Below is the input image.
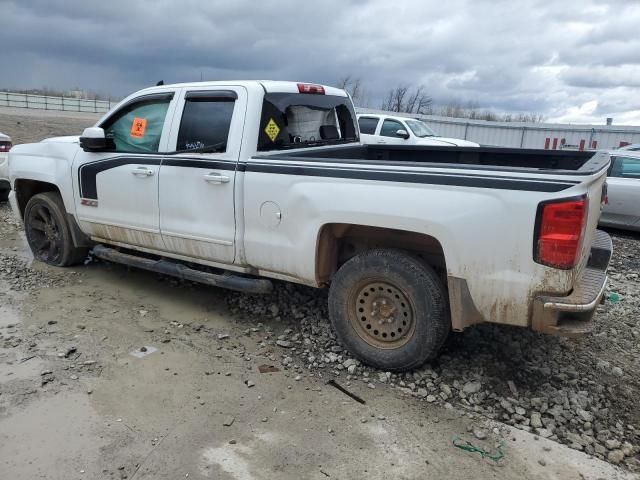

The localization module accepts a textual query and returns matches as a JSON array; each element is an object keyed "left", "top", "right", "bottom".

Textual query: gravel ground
[
  {"left": 1, "top": 107, "right": 639, "bottom": 476},
  {"left": 224, "top": 231, "right": 640, "bottom": 469},
  {"left": 1, "top": 200, "right": 638, "bottom": 478}
]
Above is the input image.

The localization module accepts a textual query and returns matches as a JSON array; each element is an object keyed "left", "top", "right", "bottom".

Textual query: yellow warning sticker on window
[
  {"left": 130, "top": 117, "right": 147, "bottom": 138},
  {"left": 264, "top": 118, "right": 280, "bottom": 142}
]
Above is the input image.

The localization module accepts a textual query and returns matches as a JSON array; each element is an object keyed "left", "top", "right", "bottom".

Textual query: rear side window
[
  {"left": 101, "top": 96, "right": 171, "bottom": 153},
  {"left": 611, "top": 156, "right": 640, "bottom": 179},
  {"left": 358, "top": 117, "right": 379, "bottom": 135},
  {"left": 257, "top": 93, "right": 359, "bottom": 151},
  {"left": 176, "top": 92, "right": 235, "bottom": 152},
  {"left": 380, "top": 119, "right": 404, "bottom": 137}
]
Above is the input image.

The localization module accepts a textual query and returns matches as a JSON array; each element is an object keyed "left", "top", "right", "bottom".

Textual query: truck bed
[{"left": 257, "top": 144, "right": 609, "bottom": 176}]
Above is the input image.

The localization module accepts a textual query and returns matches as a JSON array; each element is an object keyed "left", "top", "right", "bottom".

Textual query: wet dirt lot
[{"left": 0, "top": 108, "right": 638, "bottom": 479}]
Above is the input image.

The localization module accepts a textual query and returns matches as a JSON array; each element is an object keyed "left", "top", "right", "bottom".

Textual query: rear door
[
  {"left": 73, "top": 91, "right": 177, "bottom": 250},
  {"left": 357, "top": 116, "right": 380, "bottom": 145},
  {"left": 158, "top": 86, "right": 246, "bottom": 264},
  {"left": 602, "top": 155, "right": 640, "bottom": 228}
]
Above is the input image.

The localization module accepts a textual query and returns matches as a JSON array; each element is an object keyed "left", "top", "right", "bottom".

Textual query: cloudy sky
[{"left": 2, "top": 0, "right": 640, "bottom": 124}]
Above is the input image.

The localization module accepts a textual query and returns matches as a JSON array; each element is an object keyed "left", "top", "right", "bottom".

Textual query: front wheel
[
  {"left": 328, "top": 249, "right": 450, "bottom": 372},
  {"left": 24, "top": 192, "right": 88, "bottom": 267}
]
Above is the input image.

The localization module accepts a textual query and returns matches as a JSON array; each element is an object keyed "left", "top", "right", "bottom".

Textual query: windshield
[
  {"left": 257, "top": 93, "right": 359, "bottom": 151},
  {"left": 405, "top": 119, "right": 437, "bottom": 138}
]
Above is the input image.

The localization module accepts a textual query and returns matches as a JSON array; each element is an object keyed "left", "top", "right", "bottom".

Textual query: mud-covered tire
[
  {"left": 328, "top": 249, "right": 449, "bottom": 372},
  {"left": 24, "top": 192, "right": 88, "bottom": 267}
]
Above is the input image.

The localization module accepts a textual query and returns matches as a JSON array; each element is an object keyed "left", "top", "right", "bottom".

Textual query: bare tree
[
  {"left": 380, "top": 84, "right": 432, "bottom": 114},
  {"left": 336, "top": 75, "right": 369, "bottom": 107},
  {"left": 405, "top": 86, "right": 433, "bottom": 114},
  {"left": 435, "top": 99, "right": 544, "bottom": 123}
]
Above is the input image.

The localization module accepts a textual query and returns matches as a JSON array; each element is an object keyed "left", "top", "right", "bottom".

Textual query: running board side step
[{"left": 91, "top": 245, "right": 273, "bottom": 294}]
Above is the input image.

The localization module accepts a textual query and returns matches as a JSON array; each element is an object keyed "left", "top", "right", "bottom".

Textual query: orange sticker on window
[{"left": 130, "top": 117, "right": 147, "bottom": 138}]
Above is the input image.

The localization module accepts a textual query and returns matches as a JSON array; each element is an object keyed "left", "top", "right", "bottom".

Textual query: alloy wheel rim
[{"left": 27, "top": 204, "right": 63, "bottom": 263}]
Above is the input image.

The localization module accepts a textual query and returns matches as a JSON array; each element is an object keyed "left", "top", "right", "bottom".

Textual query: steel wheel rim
[
  {"left": 26, "top": 203, "right": 63, "bottom": 263},
  {"left": 348, "top": 279, "right": 416, "bottom": 349}
]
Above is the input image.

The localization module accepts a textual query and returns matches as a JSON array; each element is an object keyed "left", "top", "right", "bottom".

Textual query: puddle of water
[{"left": 0, "top": 393, "right": 113, "bottom": 478}]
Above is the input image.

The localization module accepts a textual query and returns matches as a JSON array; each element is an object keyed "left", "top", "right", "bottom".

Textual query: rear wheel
[
  {"left": 329, "top": 249, "right": 449, "bottom": 371},
  {"left": 0, "top": 188, "right": 8, "bottom": 202},
  {"left": 24, "top": 192, "right": 88, "bottom": 266}
]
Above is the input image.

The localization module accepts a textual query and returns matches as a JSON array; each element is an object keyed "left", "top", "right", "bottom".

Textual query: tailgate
[{"left": 575, "top": 168, "right": 609, "bottom": 279}]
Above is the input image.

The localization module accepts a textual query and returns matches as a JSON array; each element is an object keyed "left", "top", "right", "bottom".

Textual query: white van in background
[{"left": 357, "top": 113, "right": 479, "bottom": 147}]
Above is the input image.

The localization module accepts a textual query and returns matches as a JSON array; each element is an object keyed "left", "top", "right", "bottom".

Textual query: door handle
[
  {"left": 203, "top": 172, "right": 230, "bottom": 184},
  {"left": 131, "top": 166, "right": 155, "bottom": 177}
]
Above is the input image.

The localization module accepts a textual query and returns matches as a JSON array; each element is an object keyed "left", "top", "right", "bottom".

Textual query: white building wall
[{"left": 356, "top": 108, "right": 640, "bottom": 150}]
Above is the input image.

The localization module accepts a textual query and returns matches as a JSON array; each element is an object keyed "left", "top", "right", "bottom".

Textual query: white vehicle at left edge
[{"left": 0, "top": 131, "right": 12, "bottom": 201}]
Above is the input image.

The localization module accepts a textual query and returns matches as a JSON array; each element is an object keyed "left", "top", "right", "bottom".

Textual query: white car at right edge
[
  {"left": 357, "top": 113, "right": 479, "bottom": 147},
  {"left": 599, "top": 150, "right": 640, "bottom": 231}
]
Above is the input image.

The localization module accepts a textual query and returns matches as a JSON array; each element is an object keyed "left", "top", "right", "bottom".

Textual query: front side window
[
  {"left": 101, "top": 96, "right": 171, "bottom": 153},
  {"left": 176, "top": 94, "right": 235, "bottom": 153},
  {"left": 380, "top": 119, "right": 405, "bottom": 137},
  {"left": 406, "top": 119, "right": 437, "bottom": 138},
  {"left": 612, "top": 156, "right": 640, "bottom": 179},
  {"left": 358, "top": 117, "right": 379, "bottom": 135},
  {"left": 257, "top": 93, "right": 359, "bottom": 151}
]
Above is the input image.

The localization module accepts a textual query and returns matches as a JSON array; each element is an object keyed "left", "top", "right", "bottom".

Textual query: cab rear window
[{"left": 257, "top": 93, "right": 359, "bottom": 151}]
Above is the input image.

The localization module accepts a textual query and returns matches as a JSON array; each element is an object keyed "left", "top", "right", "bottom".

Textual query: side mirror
[
  {"left": 396, "top": 129, "right": 410, "bottom": 140},
  {"left": 79, "top": 127, "right": 113, "bottom": 152}
]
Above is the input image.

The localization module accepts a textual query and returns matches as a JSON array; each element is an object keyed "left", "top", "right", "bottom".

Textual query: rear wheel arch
[{"left": 315, "top": 223, "right": 449, "bottom": 285}]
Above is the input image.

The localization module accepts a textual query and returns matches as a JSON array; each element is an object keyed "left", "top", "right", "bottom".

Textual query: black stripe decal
[
  {"left": 244, "top": 162, "right": 580, "bottom": 185},
  {"left": 79, "top": 156, "right": 237, "bottom": 200},
  {"left": 79, "top": 155, "right": 577, "bottom": 201},
  {"left": 162, "top": 159, "right": 236, "bottom": 170},
  {"left": 243, "top": 162, "right": 575, "bottom": 192},
  {"left": 79, "top": 157, "right": 162, "bottom": 200}
]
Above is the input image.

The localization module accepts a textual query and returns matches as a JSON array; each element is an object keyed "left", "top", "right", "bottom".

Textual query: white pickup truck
[
  {"left": 357, "top": 113, "right": 479, "bottom": 148},
  {"left": 8, "top": 80, "right": 612, "bottom": 371}
]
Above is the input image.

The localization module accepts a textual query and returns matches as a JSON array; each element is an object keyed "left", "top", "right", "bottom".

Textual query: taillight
[
  {"left": 0, "top": 142, "right": 11, "bottom": 152},
  {"left": 297, "top": 83, "right": 325, "bottom": 94},
  {"left": 534, "top": 196, "right": 589, "bottom": 269}
]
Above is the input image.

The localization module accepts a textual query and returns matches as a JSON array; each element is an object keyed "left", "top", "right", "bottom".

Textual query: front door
[
  {"left": 377, "top": 118, "right": 408, "bottom": 145},
  {"left": 73, "top": 91, "right": 177, "bottom": 250},
  {"left": 158, "top": 87, "right": 246, "bottom": 264}
]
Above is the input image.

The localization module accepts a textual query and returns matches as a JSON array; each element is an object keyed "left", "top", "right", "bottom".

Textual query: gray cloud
[{"left": 2, "top": 0, "right": 640, "bottom": 124}]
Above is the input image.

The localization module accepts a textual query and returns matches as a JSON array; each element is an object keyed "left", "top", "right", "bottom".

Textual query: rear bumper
[{"left": 531, "top": 230, "right": 611, "bottom": 337}]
